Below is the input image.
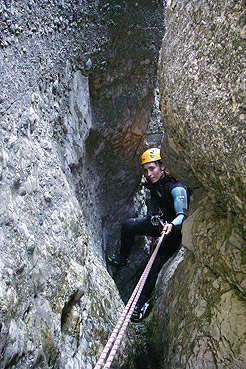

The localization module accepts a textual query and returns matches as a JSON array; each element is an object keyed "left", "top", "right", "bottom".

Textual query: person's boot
[
  {"left": 131, "top": 303, "right": 142, "bottom": 322},
  {"left": 107, "top": 254, "right": 127, "bottom": 268}
]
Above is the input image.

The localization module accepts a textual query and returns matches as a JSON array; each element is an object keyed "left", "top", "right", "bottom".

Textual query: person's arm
[
  {"left": 171, "top": 186, "right": 188, "bottom": 229},
  {"left": 162, "top": 186, "right": 188, "bottom": 235}
]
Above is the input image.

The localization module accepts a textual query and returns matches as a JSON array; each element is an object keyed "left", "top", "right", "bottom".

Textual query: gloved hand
[
  {"left": 161, "top": 222, "right": 173, "bottom": 236},
  {"left": 150, "top": 215, "right": 159, "bottom": 226}
]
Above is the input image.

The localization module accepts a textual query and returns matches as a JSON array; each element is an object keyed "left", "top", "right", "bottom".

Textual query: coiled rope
[{"left": 94, "top": 229, "right": 166, "bottom": 369}]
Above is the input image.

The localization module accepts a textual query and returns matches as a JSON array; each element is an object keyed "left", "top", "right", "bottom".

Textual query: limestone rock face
[
  {"left": 147, "top": 1, "right": 246, "bottom": 368},
  {"left": 158, "top": 0, "right": 245, "bottom": 223},
  {"left": 0, "top": 1, "right": 164, "bottom": 368},
  {"left": 148, "top": 194, "right": 246, "bottom": 368}
]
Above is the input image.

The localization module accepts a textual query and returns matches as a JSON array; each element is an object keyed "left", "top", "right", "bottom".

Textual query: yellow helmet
[{"left": 141, "top": 148, "right": 161, "bottom": 165}]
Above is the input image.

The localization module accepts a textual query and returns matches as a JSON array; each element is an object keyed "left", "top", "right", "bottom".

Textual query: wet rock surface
[
  {"left": 0, "top": 0, "right": 164, "bottom": 368},
  {"left": 146, "top": 1, "right": 246, "bottom": 368}
]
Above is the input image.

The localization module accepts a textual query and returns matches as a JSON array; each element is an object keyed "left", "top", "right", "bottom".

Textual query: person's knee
[{"left": 122, "top": 218, "right": 137, "bottom": 233}]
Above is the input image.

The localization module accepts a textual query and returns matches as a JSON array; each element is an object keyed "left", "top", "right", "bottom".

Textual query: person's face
[{"left": 142, "top": 162, "right": 164, "bottom": 183}]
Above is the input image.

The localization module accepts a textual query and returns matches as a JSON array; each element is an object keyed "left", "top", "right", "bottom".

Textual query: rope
[{"left": 94, "top": 230, "right": 166, "bottom": 369}]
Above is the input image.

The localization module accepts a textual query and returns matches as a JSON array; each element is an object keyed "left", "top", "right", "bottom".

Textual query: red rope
[{"left": 94, "top": 231, "right": 166, "bottom": 369}]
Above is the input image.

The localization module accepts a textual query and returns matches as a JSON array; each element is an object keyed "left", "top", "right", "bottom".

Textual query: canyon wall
[
  {"left": 147, "top": 1, "right": 246, "bottom": 368},
  {"left": 0, "top": 1, "right": 164, "bottom": 368}
]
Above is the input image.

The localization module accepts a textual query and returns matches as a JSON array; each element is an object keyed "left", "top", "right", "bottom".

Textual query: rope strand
[{"left": 94, "top": 231, "right": 166, "bottom": 369}]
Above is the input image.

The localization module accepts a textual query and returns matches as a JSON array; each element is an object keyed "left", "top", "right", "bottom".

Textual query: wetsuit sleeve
[{"left": 170, "top": 186, "right": 188, "bottom": 229}]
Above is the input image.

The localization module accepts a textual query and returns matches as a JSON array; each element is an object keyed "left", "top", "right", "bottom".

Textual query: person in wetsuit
[{"left": 107, "top": 148, "right": 189, "bottom": 322}]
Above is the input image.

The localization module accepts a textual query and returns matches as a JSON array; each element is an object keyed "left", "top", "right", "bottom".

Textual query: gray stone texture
[
  {"left": 0, "top": 0, "right": 164, "bottom": 368},
  {"left": 146, "top": 0, "right": 246, "bottom": 368},
  {"left": 159, "top": 0, "right": 245, "bottom": 222}
]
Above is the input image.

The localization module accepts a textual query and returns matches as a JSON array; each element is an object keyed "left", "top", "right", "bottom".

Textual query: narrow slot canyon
[{"left": 0, "top": 1, "right": 245, "bottom": 369}]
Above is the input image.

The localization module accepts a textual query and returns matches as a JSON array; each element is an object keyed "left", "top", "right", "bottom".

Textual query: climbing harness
[{"left": 94, "top": 224, "right": 167, "bottom": 369}]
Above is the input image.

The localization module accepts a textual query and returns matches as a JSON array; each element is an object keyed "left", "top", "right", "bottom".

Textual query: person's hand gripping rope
[{"left": 159, "top": 218, "right": 173, "bottom": 236}]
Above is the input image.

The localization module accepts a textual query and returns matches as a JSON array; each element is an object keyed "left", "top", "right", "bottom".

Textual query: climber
[{"left": 107, "top": 148, "right": 189, "bottom": 322}]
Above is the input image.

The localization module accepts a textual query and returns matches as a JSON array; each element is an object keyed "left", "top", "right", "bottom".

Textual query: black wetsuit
[{"left": 119, "top": 176, "right": 189, "bottom": 308}]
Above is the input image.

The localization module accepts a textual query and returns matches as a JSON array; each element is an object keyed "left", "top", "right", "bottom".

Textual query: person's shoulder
[
  {"left": 170, "top": 181, "right": 191, "bottom": 202},
  {"left": 158, "top": 177, "right": 176, "bottom": 194},
  {"left": 160, "top": 177, "right": 176, "bottom": 188},
  {"left": 170, "top": 180, "right": 187, "bottom": 191},
  {"left": 172, "top": 180, "right": 184, "bottom": 187}
]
